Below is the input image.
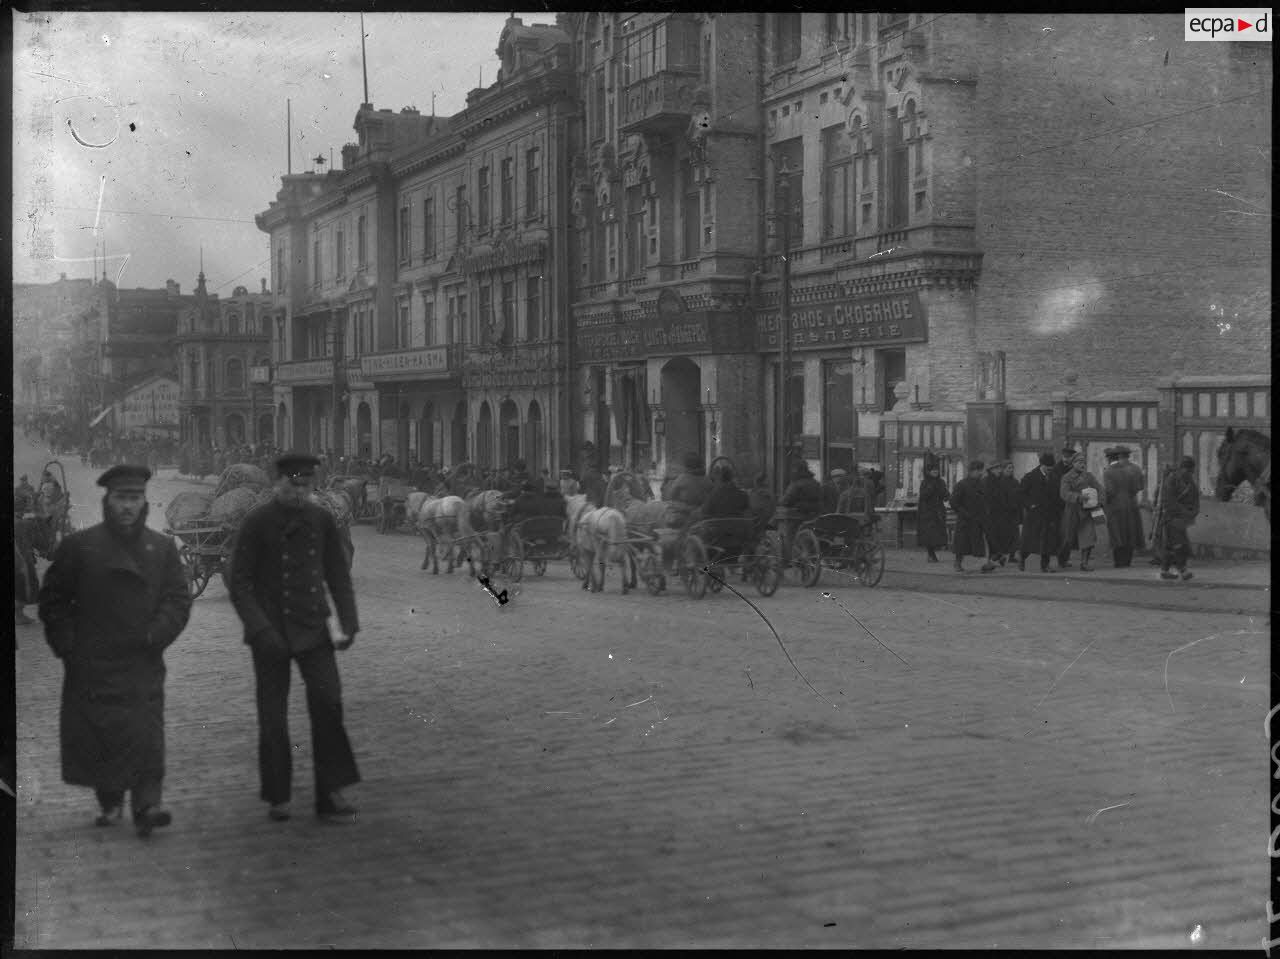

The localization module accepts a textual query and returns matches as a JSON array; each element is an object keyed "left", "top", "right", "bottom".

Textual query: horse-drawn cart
[
  {"left": 164, "top": 523, "right": 235, "bottom": 599},
  {"left": 506, "top": 515, "right": 572, "bottom": 578},
  {"left": 374, "top": 476, "right": 413, "bottom": 534}
]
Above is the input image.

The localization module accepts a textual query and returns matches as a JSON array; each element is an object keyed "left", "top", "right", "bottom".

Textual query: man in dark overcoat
[
  {"left": 37, "top": 464, "right": 192, "bottom": 835},
  {"left": 229, "top": 452, "right": 362, "bottom": 823},
  {"left": 1050, "top": 445, "right": 1077, "bottom": 569},
  {"left": 1102, "top": 445, "right": 1146, "bottom": 568},
  {"left": 950, "top": 460, "right": 997, "bottom": 573},
  {"left": 1017, "top": 452, "right": 1061, "bottom": 572},
  {"left": 1154, "top": 455, "right": 1200, "bottom": 581},
  {"left": 982, "top": 461, "right": 1021, "bottom": 566}
]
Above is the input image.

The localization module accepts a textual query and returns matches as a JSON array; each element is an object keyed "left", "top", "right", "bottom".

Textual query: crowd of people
[{"left": 912, "top": 445, "right": 1199, "bottom": 579}]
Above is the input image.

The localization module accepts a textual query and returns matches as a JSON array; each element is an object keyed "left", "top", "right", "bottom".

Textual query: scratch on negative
[
  {"left": 1033, "top": 637, "right": 1101, "bottom": 710},
  {"left": 1164, "top": 629, "right": 1264, "bottom": 714},
  {"left": 625, "top": 696, "right": 653, "bottom": 709},
  {"left": 601, "top": 717, "right": 616, "bottom": 726},
  {"left": 1086, "top": 801, "right": 1130, "bottom": 825}
]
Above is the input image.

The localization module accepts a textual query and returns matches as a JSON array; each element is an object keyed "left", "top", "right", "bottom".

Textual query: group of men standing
[
  {"left": 915, "top": 445, "right": 1200, "bottom": 578},
  {"left": 30, "top": 452, "right": 364, "bottom": 838}
]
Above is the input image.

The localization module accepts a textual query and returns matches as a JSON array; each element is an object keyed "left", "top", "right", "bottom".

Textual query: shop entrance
[{"left": 660, "top": 357, "right": 703, "bottom": 470}]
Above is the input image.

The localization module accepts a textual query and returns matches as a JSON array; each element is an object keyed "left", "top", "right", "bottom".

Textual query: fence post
[
  {"left": 1050, "top": 391, "right": 1069, "bottom": 450},
  {"left": 1156, "top": 377, "right": 1178, "bottom": 470}
]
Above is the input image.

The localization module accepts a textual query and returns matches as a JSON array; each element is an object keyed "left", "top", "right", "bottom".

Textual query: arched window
[
  {"left": 226, "top": 357, "right": 244, "bottom": 390},
  {"left": 227, "top": 312, "right": 240, "bottom": 335}
]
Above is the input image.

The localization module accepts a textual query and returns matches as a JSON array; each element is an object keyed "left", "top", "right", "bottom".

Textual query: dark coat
[
  {"left": 820, "top": 480, "right": 841, "bottom": 515},
  {"left": 665, "top": 469, "right": 712, "bottom": 510},
  {"left": 1018, "top": 466, "right": 1061, "bottom": 554},
  {"left": 704, "top": 483, "right": 750, "bottom": 518},
  {"left": 915, "top": 475, "right": 950, "bottom": 548},
  {"left": 948, "top": 476, "right": 989, "bottom": 557},
  {"left": 983, "top": 473, "right": 1021, "bottom": 554},
  {"left": 780, "top": 476, "right": 822, "bottom": 520},
  {"left": 580, "top": 468, "right": 607, "bottom": 508},
  {"left": 229, "top": 498, "right": 359, "bottom": 658},
  {"left": 37, "top": 520, "right": 192, "bottom": 790},
  {"left": 1103, "top": 461, "right": 1146, "bottom": 549}
]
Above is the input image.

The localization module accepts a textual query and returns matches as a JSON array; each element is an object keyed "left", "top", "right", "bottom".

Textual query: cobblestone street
[{"left": 12, "top": 434, "right": 1270, "bottom": 948}]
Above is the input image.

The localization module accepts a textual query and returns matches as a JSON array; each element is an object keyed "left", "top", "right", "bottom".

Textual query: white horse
[
  {"left": 457, "top": 488, "right": 512, "bottom": 573},
  {"left": 566, "top": 493, "right": 631, "bottom": 593},
  {"left": 411, "top": 489, "right": 467, "bottom": 574}
]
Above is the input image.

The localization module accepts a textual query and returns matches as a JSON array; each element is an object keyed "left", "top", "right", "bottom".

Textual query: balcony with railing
[{"left": 618, "top": 68, "right": 702, "bottom": 136}]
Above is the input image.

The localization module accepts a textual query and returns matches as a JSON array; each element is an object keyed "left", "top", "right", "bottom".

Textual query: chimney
[
  {"left": 261, "top": 278, "right": 268, "bottom": 295},
  {"left": 166, "top": 279, "right": 180, "bottom": 295},
  {"left": 341, "top": 143, "right": 359, "bottom": 169}
]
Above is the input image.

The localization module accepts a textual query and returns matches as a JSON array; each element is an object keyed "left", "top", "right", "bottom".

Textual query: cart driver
[{"left": 778, "top": 461, "right": 822, "bottom": 566}]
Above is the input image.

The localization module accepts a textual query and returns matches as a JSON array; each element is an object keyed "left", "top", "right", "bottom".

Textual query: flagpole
[
  {"left": 287, "top": 99, "right": 292, "bottom": 174},
  {"left": 361, "top": 13, "right": 370, "bottom": 104}
]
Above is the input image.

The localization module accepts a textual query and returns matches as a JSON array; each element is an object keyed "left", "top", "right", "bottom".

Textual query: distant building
[
  {"left": 115, "top": 371, "right": 181, "bottom": 439},
  {"left": 12, "top": 273, "right": 107, "bottom": 414},
  {"left": 172, "top": 276, "right": 273, "bottom": 448}
]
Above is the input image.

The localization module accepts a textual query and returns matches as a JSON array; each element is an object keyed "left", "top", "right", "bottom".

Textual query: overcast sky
[{"left": 12, "top": 10, "right": 548, "bottom": 294}]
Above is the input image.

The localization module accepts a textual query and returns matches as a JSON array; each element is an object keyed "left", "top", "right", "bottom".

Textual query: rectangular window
[
  {"left": 775, "top": 13, "right": 801, "bottom": 64},
  {"left": 477, "top": 167, "right": 490, "bottom": 231},
  {"left": 887, "top": 109, "right": 909, "bottom": 228},
  {"left": 398, "top": 204, "right": 411, "bottom": 261},
  {"left": 525, "top": 147, "right": 541, "bottom": 218},
  {"left": 312, "top": 238, "right": 321, "bottom": 287},
  {"left": 335, "top": 228, "right": 345, "bottom": 279},
  {"left": 879, "top": 348, "right": 906, "bottom": 411},
  {"left": 397, "top": 301, "right": 410, "bottom": 349},
  {"left": 456, "top": 294, "right": 467, "bottom": 346},
  {"left": 455, "top": 185, "right": 467, "bottom": 244},
  {"left": 625, "top": 185, "right": 645, "bottom": 276},
  {"left": 822, "top": 125, "right": 851, "bottom": 239},
  {"left": 593, "top": 72, "right": 605, "bottom": 139},
  {"left": 825, "top": 13, "right": 846, "bottom": 44},
  {"left": 478, "top": 285, "right": 492, "bottom": 345},
  {"left": 423, "top": 196, "right": 436, "bottom": 258},
  {"left": 357, "top": 215, "right": 367, "bottom": 267},
  {"left": 500, "top": 281, "right": 515, "bottom": 345},
  {"left": 423, "top": 299, "right": 436, "bottom": 346},
  {"left": 276, "top": 245, "right": 285, "bottom": 291},
  {"left": 500, "top": 157, "right": 513, "bottom": 223},
  {"left": 682, "top": 189, "right": 700, "bottom": 259},
  {"left": 525, "top": 276, "right": 541, "bottom": 341}
]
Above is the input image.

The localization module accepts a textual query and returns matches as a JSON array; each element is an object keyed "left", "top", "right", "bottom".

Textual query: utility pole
[{"left": 774, "top": 158, "right": 796, "bottom": 500}]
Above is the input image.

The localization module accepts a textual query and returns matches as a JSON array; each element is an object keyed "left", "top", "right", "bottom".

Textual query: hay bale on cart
[
  {"left": 164, "top": 491, "right": 215, "bottom": 530},
  {"left": 208, "top": 486, "right": 263, "bottom": 526},
  {"left": 212, "top": 463, "right": 271, "bottom": 499}
]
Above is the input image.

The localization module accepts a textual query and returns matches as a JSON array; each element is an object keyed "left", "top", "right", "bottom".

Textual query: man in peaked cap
[
  {"left": 38, "top": 463, "right": 192, "bottom": 837},
  {"left": 229, "top": 451, "right": 362, "bottom": 824}
]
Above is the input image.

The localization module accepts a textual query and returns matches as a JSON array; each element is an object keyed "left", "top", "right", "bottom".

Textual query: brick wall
[
  {"left": 970, "top": 13, "right": 1271, "bottom": 400},
  {"left": 920, "top": 287, "right": 978, "bottom": 411}
]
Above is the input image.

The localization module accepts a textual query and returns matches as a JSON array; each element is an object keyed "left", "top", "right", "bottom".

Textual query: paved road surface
[{"left": 11, "top": 433, "right": 1270, "bottom": 948}]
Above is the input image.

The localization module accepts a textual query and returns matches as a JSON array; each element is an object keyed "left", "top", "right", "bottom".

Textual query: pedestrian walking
[
  {"left": 983, "top": 460, "right": 1021, "bottom": 566},
  {"left": 1017, "top": 452, "right": 1061, "bottom": 572},
  {"left": 1050, "top": 445, "right": 1077, "bottom": 569},
  {"left": 1059, "top": 453, "right": 1104, "bottom": 571},
  {"left": 1102, "top": 445, "right": 1146, "bottom": 568},
  {"left": 950, "top": 460, "right": 997, "bottom": 573},
  {"left": 36, "top": 464, "right": 192, "bottom": 836},
  {"left": 227, "top": 452, "right": 362, "bottom": 823},
  {"left": 1152, "top": 456, "right": 1200, "bottom": 581},
  {"left": 915, "top": 457, "right": 950, "bottom": 563}
]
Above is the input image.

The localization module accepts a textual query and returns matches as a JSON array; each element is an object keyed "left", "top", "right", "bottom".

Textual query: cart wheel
[
  {"left": 681, "top": 537, "right": 708, "bottom": 599},
  {"left": 854, "top": 541, "right": 886, "bottom": 587},
  {"left": 707, "top": 567, "right": 724, "bottom": 593},
  {"left": 755, "top": 552, "right": 782, "bottom": 598},
  {"left": 187, "top": 554, "right": 211, "bottom": 599},
  {"left": 793, "top": 529, "right": 822, "bottom": 588},
  {"left": 501, "top": 535, "right": 524, "bottom": 583},
  {"left": 640, "top": 552, "right": 665, "bottom": 595},
  {"left": 532, "top": 559, "right": 547, "bottom": 577}
]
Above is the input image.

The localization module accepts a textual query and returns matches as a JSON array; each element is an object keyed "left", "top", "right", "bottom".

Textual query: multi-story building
[
  {"left": 751, "top": 12, "right": 1269, "bottom": 497},
  {"left": 257, "top": 15, "right": 575, "bottom": 471},
  {"left": 12, "top": 274, "right": 107, "bottom": 415},
  {"left": 566, "top": 12, "right": 766, "bottom": 483},
  {"left": 172, "top": 274, "right": 274, "bottom": 448}
]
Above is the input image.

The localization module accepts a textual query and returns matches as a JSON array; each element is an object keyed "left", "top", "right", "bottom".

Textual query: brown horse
[{"left": 1215, "top": 426, "right": 1271, "bottom": 524}]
